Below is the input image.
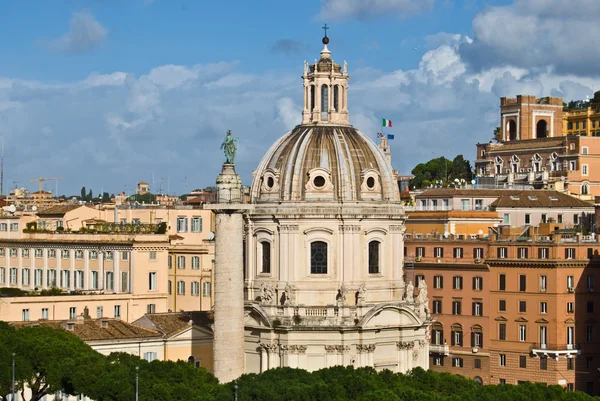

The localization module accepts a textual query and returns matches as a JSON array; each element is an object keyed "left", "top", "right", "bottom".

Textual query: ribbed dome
[{"left": 250, "top": 125, "right": 399, "bottom": 203}]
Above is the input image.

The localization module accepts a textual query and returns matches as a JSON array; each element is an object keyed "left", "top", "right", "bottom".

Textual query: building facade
[
  {"left": 207, "top": 32, "right": 431, "bottom": 384},
  {"left": 475, "top": 95, "right": 600, "bottom": 198}
]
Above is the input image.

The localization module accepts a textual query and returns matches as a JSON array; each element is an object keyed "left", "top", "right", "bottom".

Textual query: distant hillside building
[{"left": 137, "top": 181, "right": 149, "bottom": 195}]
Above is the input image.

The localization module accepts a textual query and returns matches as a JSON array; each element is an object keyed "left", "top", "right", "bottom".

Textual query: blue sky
[{"left": 0, "top": 0, "right": 599, "bottom": 196}]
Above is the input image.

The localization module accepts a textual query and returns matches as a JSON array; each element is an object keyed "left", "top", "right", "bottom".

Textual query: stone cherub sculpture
[
  {"left": 220, "top": 130, "right": 237, "bottom": 164},
  {"left": 405, "top": 280, "right": 415, "bottom": 302},
  {"left": 337, "top": 284, "right": 348, "bottom": 305},
  {"left": 356, "top": 283, "right": 367, "bottom": 306},
  {"left": 260, "top": 282, "right": 275, "bottom": 304},
  {"left": 283, "top": 282, "right": 296, "bottom": 306},
  {"left": 417, "top": 279, "right": 428, "bottom": 304}
]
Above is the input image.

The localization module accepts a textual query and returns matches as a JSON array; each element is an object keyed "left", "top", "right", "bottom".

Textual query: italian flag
[{"left": 382, "top": 119, "right": 392, "bottom": 127}]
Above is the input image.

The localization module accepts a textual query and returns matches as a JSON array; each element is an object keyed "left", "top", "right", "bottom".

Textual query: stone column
[
  {"left": 42, "top": 248, "right": 48, "bottom": 290},
  {"left": 84, "top": 250, "right": 89, "bottom": 290},
  {"left": 213, "top": 211, "right": 245, "bottom": 382},
  {"left": 98, "top": 251, "right": 104, "bottom": 290},
  {"left": 207, "top": 162, "right": 248, "bottom": 384},
  {"left": 69, "top": 250, "right": 75, "bottom": 291},
  {"left": 113, "top": 251, "right": 120, "bottom": 294}
]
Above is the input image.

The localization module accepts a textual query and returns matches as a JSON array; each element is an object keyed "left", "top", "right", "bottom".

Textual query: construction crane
[{"left": 30, "top": 177, "right": 63, "bottom": 207}]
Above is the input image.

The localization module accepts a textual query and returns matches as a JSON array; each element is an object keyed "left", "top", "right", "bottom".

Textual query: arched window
[
  {"left": 582, "top": 183, "right": 589, "bottom": 195},
  {"left": 321, "top": 85, "right": 329, "bottom": 120},
  {"left": 188, "top": 355, "right": 195, "bottom": 364},
  {"left": 310, "top": 241, "right": 327, "bottom": 274},
  {"left": 471, "top": 324, "right": 483, "bottom": 348},
  {"left": 537, "top": 120, "right": 548, "bottom": 138},
  {"left": 368, "top": 241, "right": 380, "bottom": 274},
  {"left": 431, "top": 322, "right": 444, "bottom": 345},
  {"left": 310, "top": 86, "right": 315, "bottom": 111},
  {"left": 508, "top": 120, "right": 517, "bottom": 141},
  {"left": 333, "top": 85, "right": 339, "bottom": 112},
  {"left": 451, "top": 324, "right": 463, "bottom": 346},
  {"left": 261, "top": 242, "right": 271, "bottom": 274}
]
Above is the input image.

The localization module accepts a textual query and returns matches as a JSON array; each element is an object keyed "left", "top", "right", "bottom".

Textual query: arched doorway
[
  {"left": 508, "top": 120, "right": 517, "bottom": 140},
  {"left": 536, "top": 120, "right": 548, "bottom": 138}
]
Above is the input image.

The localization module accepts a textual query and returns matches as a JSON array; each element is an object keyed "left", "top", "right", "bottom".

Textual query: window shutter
[
  {"left": 451, "top": 332, "right": 455, "bottom": 346},
  {"left": 473, "top": 277, "right": 476, "bottom": 289},
  {"left": 472, "top": 303, "right": 475, "bottom": 316},
  {"left": 440, "top": 276, "right": 443, "bottom": 289}
]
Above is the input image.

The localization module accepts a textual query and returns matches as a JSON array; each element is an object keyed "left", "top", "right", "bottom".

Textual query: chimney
[{"left": 83, "top": 306, "right": 90, "bottom": 320}]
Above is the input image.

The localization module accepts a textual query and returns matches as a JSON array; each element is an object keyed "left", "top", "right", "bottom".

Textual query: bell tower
[{"left": 301, "top": 25, "right": 350, "bottom": 126}]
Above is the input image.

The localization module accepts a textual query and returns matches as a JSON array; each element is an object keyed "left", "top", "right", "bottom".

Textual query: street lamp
[
  {"left": 12, "top": 353, "right": 15, "bottom": 401},
  {"left": 234, "top": 382, "right": 238, "bottom": 401},
  {"left": 135, "top": 366, "right": 139, "bottom": 401}
]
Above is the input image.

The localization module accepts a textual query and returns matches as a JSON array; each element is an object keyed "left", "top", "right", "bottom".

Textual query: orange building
[
  {"left": 405, "top": 236, "right": 489, "bottom": 385},
  {"left": 406, "top": 227, "right": 600, "bottom": 395}
]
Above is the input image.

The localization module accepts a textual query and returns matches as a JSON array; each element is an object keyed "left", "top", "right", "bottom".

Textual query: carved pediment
[{"left": 495, "top": 316, "right": 508, "bottom": 322}]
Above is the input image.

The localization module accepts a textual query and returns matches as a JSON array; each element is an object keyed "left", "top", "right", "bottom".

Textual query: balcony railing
[
  {"left": 531, "top": 343, "right": 580, "bottom": 357},
  {"left": 405, "top": 206, "right": 492, "bottom": 212},
  {"left": 214, "top": 189, "right": 243, "bottom": 204},
  {"left": 429, "top": 343, "right": 450, "bottom": 356}
]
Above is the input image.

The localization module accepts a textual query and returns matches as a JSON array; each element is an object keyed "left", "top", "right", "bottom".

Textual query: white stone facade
[{"left": 210, "top": 34, "right": 430, "bottom": 383}]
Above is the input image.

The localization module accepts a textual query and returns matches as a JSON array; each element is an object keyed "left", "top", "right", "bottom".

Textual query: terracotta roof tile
[
  {"left": 489, "top": 191, "right": 593, "bottom": 208},
  {"left": 37, "top": 205, "right": 86, "bottom": 216},
  {"left": 137, "top": 311, "right": 213, "bottom": 337},
  {"left": 418, "top": 188, "right": 524, "bottom": 197},
  {"left": 13, "top": 318, "right": 162, "bottom": 341}
]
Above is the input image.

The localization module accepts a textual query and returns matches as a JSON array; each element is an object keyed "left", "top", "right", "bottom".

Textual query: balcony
[
  {"left": 531, "top": 343, "right": 580, "bottom": 359},
  {"left": 429, "top": 343, "right": 450, "bottom": 356}
]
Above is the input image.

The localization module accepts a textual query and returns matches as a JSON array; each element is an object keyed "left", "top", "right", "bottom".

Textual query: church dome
[{"left": 250, "top": 125, "right": 399, "bottom": 203}]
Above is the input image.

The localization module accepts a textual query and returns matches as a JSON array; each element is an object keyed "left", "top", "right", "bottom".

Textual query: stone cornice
[
  {"left": 486, "top": 259, "right": 591, "bottom": 268},
  {"left": 413, "top": 262, "right": 489, "bottom": 271}
]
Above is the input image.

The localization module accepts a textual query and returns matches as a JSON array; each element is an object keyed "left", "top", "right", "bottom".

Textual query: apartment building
[
  {"left": 404, "top": 236, "right": 489, "bottom": 385},
  {"left": 0, "top": 228, "right": 171, "bottom": 322},
  {"left": 487, "top": 229, "right": 600, "bottom": 394},
  {"left": 0, "top": 203, "right": 216, "bottom": 316}
]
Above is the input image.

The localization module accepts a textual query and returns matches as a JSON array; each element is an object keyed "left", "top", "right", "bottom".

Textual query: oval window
[
  {"left": 366, "top": 176, "right": 375, "bottom": 189},
  {"left": 314, "top": 176, "right": 326, "bottom": 188},
  {"left": 266, "top": 176, "right": 274, "bottom": 188}
]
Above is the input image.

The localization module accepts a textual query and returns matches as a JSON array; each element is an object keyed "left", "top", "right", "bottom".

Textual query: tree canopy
[
  {"left": 1, "top": 323, "right": 597, "bottom": 401},
  {"left": 410, "top": 155, "right": 473, "bottom": 189}
]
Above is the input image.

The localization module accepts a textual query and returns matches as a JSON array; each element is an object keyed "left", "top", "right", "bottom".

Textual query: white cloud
[
  {"left": 2, "top": 21, "right": 599, "bottom": 195},
  {"left": 459, "top": 0, "right": 600, "bottom": 76},
  {"left": 317, "top": 0, "right": 436, "bottom": 20},
  {"left": 46, "top": 11, "right": 107, "bottom": 55}
]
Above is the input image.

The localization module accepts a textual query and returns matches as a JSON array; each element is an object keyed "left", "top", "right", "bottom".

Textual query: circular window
[
  {"left": 313, "top": 176, "right": 326, "bottom": 188},
  {"left": 366, "top": 176, "right": 375, "bottom": 189},
  {"left": 266, "top": 176, "right": 274, "bottom": 189}
]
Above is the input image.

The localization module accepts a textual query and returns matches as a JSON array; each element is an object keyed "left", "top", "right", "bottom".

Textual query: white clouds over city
[{"left": 2, "top": 0, "right": 600, "bottom": 193}]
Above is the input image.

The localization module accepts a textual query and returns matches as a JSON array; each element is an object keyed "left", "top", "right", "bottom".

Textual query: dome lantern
[{"left": 301, "top": 26, "right": 350, "bottom": 126}]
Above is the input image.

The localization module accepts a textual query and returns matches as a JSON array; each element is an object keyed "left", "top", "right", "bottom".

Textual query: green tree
[
  {"left": 87, "top": 189, "right": 93, "bottom": 202},
  {"left": 102, "top": 192, "right": 111, "bottom": 203},
  {"left": 0, "top": 322, "right": 17, "bottom": 401},
  {"left": 80, "top": 186, "right": 86, "bottom": 201},
  {"left": 128, "top": 193, "right": 157, "bottom": 204},
  {"left": 493, "top": 126, "right": 502, "bottom": 142},
  {"left": 6, "top": 326, "right": 103, "bottom": 401}
]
